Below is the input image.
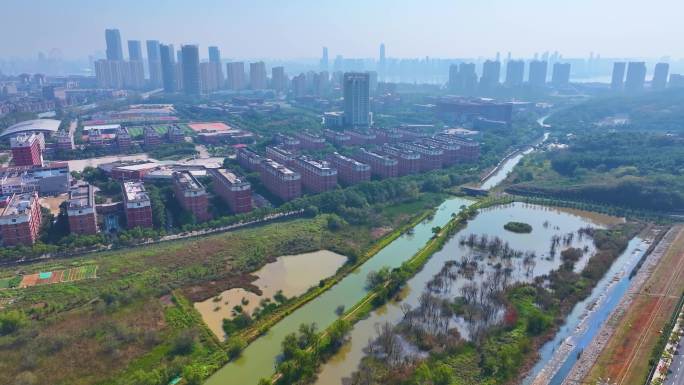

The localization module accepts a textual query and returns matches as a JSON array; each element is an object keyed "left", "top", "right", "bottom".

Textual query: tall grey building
[
  {"left": 343, "top": 72, "right": 371, "bottom": 128},
  {"left": 320, "top": 47, "right": 329, "bottom": 71},
  {"left": 611, "top": 62, "right": 626, "bottom": 90},
  {"left": 505, "top": 60, "right": 525, "bottom": 86},
  {"left": 448, "top": 64, "right": 460, "bottom": 91},
  {"left": 551, "top": 63, "right": 571, "bottom": 86},
  {"left": 271, "top": 66, "right": 286, "bottom": 91},
  {"left": 105, "top": 29, "right": 124, "bottom": 61},
  {"left": 250, "top": 62, "right": 267, "bottom": 89},
  {"left": 127, "top": 40, "right": 143, "bottom": 61},
  {"left": 146, "top": 40, "right": 162, "bottom": 87},
  {"left": 159, "top": 44, "right": 176, "bottom": 93},
  {"left": 226, "top": 62, "right": 246, "bottom": 90},
  {"left": 181, "top": 45, "right": 201, "bottom": 95},
  {"left": 625, "top": 62, "right": 646, "bottom": 92},
  {"left": 208, "top": 46, "right": 224, "bottom": 88},
  {"left": 459, "top": 63, "right": 477, "bottom": 94},
  {"left": 528, "top": 60, "right": 548, "bottom": 86},
  {"left": 480, "top": 60, "right": 501, "bottom": 89},
  {"left": 652, "top": 62, "right": 669, "bottom": 89}
]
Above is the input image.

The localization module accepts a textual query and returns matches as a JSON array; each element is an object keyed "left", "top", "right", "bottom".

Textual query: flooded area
[
  {"left": 205, "top": 197, "right": 472, "bottom": 385},
  {"left": 195, "top": 250, "right": 347, "bottom": 339},
  {"left": 314, "top": 202, "right": 621, "bottom": 385}
]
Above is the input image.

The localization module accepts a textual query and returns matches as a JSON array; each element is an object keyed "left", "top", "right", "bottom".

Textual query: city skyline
[{"left": 1, "top": 0, "right": 683, "bottom": 61}]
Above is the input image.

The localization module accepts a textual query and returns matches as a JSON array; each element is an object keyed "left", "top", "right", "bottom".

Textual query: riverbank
[{"left": 572, "top": 225, "right": 684, "bottom": 385}]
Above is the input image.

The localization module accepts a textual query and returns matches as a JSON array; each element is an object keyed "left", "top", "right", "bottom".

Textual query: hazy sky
[{"left": 1, "top": 0, "right": 682, "bottom": 60}]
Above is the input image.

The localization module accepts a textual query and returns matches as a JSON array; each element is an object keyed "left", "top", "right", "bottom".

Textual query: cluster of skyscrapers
[
  {"left": 610, "top": 61, "right": 672, "bottom": 91},
  {"left": 448, "top": 59, "right": 571, "bottom": 94}
]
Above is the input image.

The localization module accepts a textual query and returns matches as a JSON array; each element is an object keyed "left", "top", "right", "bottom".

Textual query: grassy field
[
  {"left": 126, "top": 125, "right": 179, "bottom": 137},
  {"left": 584, "top": 226, "right": 684, "bottom": 385},
  {"left": 0, "top": 194, "right": 443, "bottom": 385}
]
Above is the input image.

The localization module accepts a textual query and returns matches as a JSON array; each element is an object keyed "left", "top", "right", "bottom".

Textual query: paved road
[{"left": 666, "top": 336, "right": 684, "bottom": 385}]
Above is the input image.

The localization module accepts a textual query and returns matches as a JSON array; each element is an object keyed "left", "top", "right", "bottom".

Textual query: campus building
[
  {"left": 327, "top": 152, "right": 371, "bottom": 186},
  {"left": 259, "top": 159, "right": 301, "bottom": 201},
  {"left": 345, "top": 129, "right": 377, "bottom": 146},
  {"left": 172, "top": 171, "right": 211, "bottom": 222},
  {"left": 294, "top": 131, "right": 326, "bottom": 150},
  {"left": 291, "top": 156, "right": 337, "bottom": 193},
  {"left": 354, "top": 148, "right": 398, "bottom": 179},
  {"left": 381, "top": 144, "right": 421, "bottom": 176},
  {"left": 66, "top": 183, "right": 98, "bottom": 235},
  {"left": 265, "top": 146, "right": 297, "bottom": 167},
  {"left": 10, "top": 133, "right": 43, "bottom": 167},
  {"left": 0, "top": 192, "right": 41, "bottom": 246},
  {"left": 210, "top": 168, "right": 252, "bottom": 214},
  {"left": 123, "top": 181, "right": 153, "bottom": 229},
  {"left": 143, "top": 126, "right": 162, "bottom": 147},
  {"left": 433, "top": 134, "right": 481, "bottom": 161},
  {"left": 323, "top": 129, "right": 351, "bottom": 146},
  {"left": 397, "top": 142, "right": 444, "bottom": 171},
  {"left": 236, "top": 148, "right": 263, "bottom": 172}
]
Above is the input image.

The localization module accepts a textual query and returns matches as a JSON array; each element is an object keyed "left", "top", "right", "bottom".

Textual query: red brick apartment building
[
  {"left": 66, "top": 183, "right": 98, "bottom": 235},
  {"left": 265, "top": 146, "right": 297, "bottom": 167},
  {"left": 116, "top": 127, "right": 132, "bottom": 151},
  {"left": 123, "top": 181, "right": 153, "bottom": 229},
  {"left": 398, "top": 142, "right": 444, "bottom": 171},
  {"left": 344, "top": 130, "right": 377, "bottom": 146},
  {"left": 422, "top": 138, "right": 461, "bottom": 166},
  {"left": 10, "top": 133, "right": 42, "bottom": 167},
  {"left": 210, "top": 168, "right": 252, "bottom": 214},
  {"left": 291, "top": 156, "right": 337, "bottom": 193},
  {"left": 274, "top": 133, "right": 301, "bottom": 150},
  {"left": 433, "top": 134, "right": 481, "bottom": 162},
  {"left": 354, "top": 148, "right": 398, "bottom": 179},
  {"left": 371, "top": 128, "right": 403, "bottom": 144},
  {"left": 260, "top": 159, "right": 301, "bottom": 201},
  {"left": 167, "top": 125, "right": 186, "bottom": 143},
  {"left": 323, "top": 129, "right": 351, "bottom": 146},
  {"left": 327, "top": 152, "right": 371, "bottom": 185},
  {"left": 237, "top": 148, "right": 263, "bottom": 172},
  {"left": 0, "top": 192, "right": 41, "bottom": 246},
  {"left": 294, "top": 131, "right": 326, "bottom": 150},
  {"left": 143, "top": 126, "right": 162, "bottom": 147},
  {"left": 381, "top": 144, "right": 421, "bottom": 176},
  {"left": 172, "top": 171, "right": 211, "bottom": 222}
]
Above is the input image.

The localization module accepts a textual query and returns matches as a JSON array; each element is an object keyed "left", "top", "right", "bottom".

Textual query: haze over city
[{"left": 1, "top": 0, "right": 683, "bottom": 60}]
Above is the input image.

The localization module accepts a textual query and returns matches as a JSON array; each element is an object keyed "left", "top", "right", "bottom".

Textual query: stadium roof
[{"left": 1, "top": 119, "right": 61, "bottom": 138}]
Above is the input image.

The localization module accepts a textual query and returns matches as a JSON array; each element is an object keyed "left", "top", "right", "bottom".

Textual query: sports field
[
  {"left": 17, "top": 265, "right": 98, "bottom": 289},
  {"left": 126, "top": 124, "right": 171, "bottom": 137},
  {"left": 584, "top": 226, "right": 684, "bottom": 385},
  {"left": 186, "top": 121, "right": 234, "bottom": 133}
]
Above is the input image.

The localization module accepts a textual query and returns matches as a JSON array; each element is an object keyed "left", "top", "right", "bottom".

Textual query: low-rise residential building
[
  {"left": 433, "top": 133, "right": 481, "bottom": 161},
  {"left": 327, "top": 152, "right": 371, "bottom": 185},
  {"left": 259, "top": 159, "right": 301, "bottom": 201},
  {"left": 294, "top": 131, "right": 326, "bottom": 150},
  {"left": 381, "top": 144, "right": 421, "bottom": 176},
  {"left": 116, "top": 127, "right": 132, "bottom": 151},
  {"left": 123, "top": 181, "right": 153, "bottom": 229},
  {"left": 323, "top": 129, "right": 351, "bottom": 146},
  {"left": 236, "top": 148, "right": 263, "bottom": 172},
  {"left": 143, "top": 126, "right": 162, "bottom": 147},
  {"left": 354, "top": 148, "right": 398, "bottom": 179},
  {"left": 172, "top": 171, "right": 211, "bottom": 222},
  {"left": 167, "top": 125, "right": 186, "bottom": 143},
  {"left": 274, "top": 133, "right": 301, "bottom": 150},
  {"left": 66, "top": 183, "right": 98, "bottom": 235},
  {"left": 0, "top": 192, "right": 41, "bottom": 246},
  {"left": 345, "top": 130, "right": 377, "bottom": 146},
  {"left": 265, "top": 146, "right": 297, "bottom": 167},
  {"left": 398, "top": 142, "right": 444, "bottom": 171},
  {"left": 55, "top": 130, "right": 75, "bottom": 151},
  {"left": 291, "top": 156, "right": 337, "bottom": 193},
  {"left": 210, "top": 168, "right": 252, "bottom": 214}
]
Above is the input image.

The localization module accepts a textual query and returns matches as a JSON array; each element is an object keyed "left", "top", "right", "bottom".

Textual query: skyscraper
[
  {"left": 551, "top": 63, "right": 571, "bottom": 86},
  {"left": 652, "top": 62, "right": 669, "bottom": 89},
  {"left": 105, "top": 29, "right": 124, "bottom": 61},
  {"left": 181, "top": 45, "right": 201, "bottom": 95},
  {"left": 379, "top": 43, "right": 386, "bottom": 80},
  {"left": 320, "top": 47, "right": 329, "bottom": 71},
  {"left": 459, "top": 63, "right": 477, "bottom": 94},
  {"left": 271, "top": 66, "right": 286, "bottom": 91},
  {"left": 250, "top": 62, "right": 267, "bottom": 89},
  {"left": 343, "top": 72, "right": 371, "bottom": 128},
  {"left": 448, "top": 64, "right": 460, "bottom": 92},
  {"left": 480, "top": 60, "right": 501, "bottom": 89},
  {"left": 624, "top": 62, "right": 646, "bottom": 92},
  {"left": 127, "top": 40, "right": 143, "bottom": 61},
  {"left": 226, "top": 62, "right": 246, "bottom": 90},
  {"left": 146, "top": 40, "right": 162, "bottom": 87},
  {"left": 611, "top": 62, "right": 626, "bottom": 90},
  {"left": 200, "top": 62, "right": 220, "bottom": 93},
  {"left": 159, "top": 44, "right": 176, "bottom": 93},
  {"left": 528, "top": 60, "right": 548, "bottom": 86},
  {"left": 208, "top": 46, "right": 224, "bottom": 88},
  {"left": 505, "top": 60, "right": 525, "bottom": 86}
]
